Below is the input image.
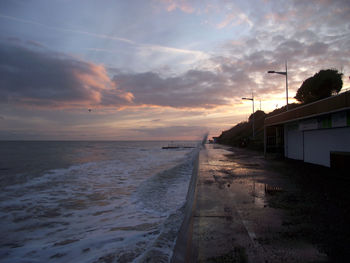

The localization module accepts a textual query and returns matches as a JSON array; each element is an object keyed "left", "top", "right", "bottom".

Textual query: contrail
[
  {"left": 0, "top": 13, "right": 207, "bottom": 58},
  {"left": 0, "top": 13, "right": 135, "bottom": 44}
]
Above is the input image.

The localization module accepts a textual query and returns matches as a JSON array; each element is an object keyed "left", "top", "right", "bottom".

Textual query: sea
[{"left": 0, "top": 141, "right": 200, "bottom": 263}]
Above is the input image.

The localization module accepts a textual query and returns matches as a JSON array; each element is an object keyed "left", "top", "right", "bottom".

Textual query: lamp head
[{"left": 267, "top": 71, "right": 275, "bottom": 73}]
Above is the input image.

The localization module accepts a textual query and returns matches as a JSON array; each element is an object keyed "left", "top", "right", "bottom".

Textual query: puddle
[
  {"left": 264, "top": 185, "right": 283, "bottom": 195},
  {"left": 230, "top": 180, "right": 284, "bottom": 209},
  {"left": 204, "top": 144, "right": 286, "bottom": 209},
  {"left": 250, "top": 183, "right": 285, "bottom": 207},
  {"left": 249, "top": 182, "right": 266, "bottom": 208},
  {"left": 197, "top": 144, "right": 328, "bottom": 262},
  {"left": 242, "top": 163, "right": 260, "bottom": 168}
]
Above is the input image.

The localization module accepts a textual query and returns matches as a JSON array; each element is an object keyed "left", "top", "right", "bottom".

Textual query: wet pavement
[{"left": 187, "top": 144, "right": 327, "bottom": 263}]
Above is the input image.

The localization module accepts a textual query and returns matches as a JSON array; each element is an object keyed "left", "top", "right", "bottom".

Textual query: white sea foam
[{"left": 0, "top": 142, "right": 198, "bottom": 263}]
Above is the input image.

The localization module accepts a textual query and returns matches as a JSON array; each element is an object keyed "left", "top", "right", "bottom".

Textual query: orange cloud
[{"left": 0, "top": 42, "right": 133, "bottom": 109}]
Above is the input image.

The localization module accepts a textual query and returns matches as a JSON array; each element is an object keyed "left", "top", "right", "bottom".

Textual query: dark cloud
[
  {"left": 1, "top": 32, "right": 346, "bottom": 112},
  {"left": 113, "top": 70, "right": 235, "bottom": 108},
  {"left": 292, "top": 30, "right": 318, "bottom": 44},
  {"left": 111, "top": 26, "right": 347, "bottom": 109},
  {"left": 220, "top": 26, "right": 346, "bottom": 85},
  {"left": 271, "top": 35, "right": 287, "bottom": 45},
  {"left": 247, "top": 0, "right": 350, "bottom": 57},
  {"left": 6, "top": 36, "right": 22, "bottom": 43},
  {"left": 26, "top": 40, "right": 46, "bottom": 48},
  {"left": 275, "top": 40, "right": 304, "bottom": 59},
  {"left": 0, "top": 41, "right": 132, "bottom": 108},
  {"left": 1, "top": 40, "right": 255, "bottom": 110},
  {"left": 0, "top": 41, "right": 254, "bottom": 110},
  {"left": 306, "top": 42, "right": 328, "bottom": 56}
]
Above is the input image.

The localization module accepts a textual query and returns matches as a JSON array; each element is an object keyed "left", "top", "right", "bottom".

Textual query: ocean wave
[
  {"left": 0, "top": 142, "right": 199, "bottom": 263},
  {"left": 134, "top": 154, "right": 194, "bottom": 214},
  {"left": 133, "top": 148, "right": 199, "bottom": 262}
]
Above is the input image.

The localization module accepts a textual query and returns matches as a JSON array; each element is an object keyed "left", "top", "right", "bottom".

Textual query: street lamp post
[
  {"left": 268, "top": 61, "right": 288, "bottom": 110},
  {"left": 242, "top": 93, "right": 255, "bottom": 139}
]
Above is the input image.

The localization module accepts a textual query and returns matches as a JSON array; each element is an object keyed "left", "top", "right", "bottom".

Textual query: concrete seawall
[{"left": 171, "top": 147, "right": 200, "bottom": 262}]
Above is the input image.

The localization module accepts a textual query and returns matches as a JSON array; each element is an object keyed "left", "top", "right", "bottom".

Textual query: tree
[
  {"left": 295, "top": 69, "right": 343, "bottom": 104},
  {"left": 248, "top": 110, "right": 266, "bottom": 122}
]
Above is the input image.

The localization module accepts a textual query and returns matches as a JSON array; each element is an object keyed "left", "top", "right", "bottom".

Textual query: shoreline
[{"left": 171, "top": 147, "right": 200, "bottom": 262}]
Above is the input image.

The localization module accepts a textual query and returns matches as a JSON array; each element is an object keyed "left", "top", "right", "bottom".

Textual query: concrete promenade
[{"left": 184, "top": 144, "right": 327, "bottom": 263}]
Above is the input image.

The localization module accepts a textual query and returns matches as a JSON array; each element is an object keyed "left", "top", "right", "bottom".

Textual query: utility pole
[
  {"left": 268, "top": 60, "right": 289, "bottom": 110},
  {"left": 285, "top": 61, "right": 288, "bottom": 110},
  {"left": 252, "top": 93, "right": 255, "bottom": 139},
  {"left": 242, "top": 93, "right": 255, "bottom": 139},
  {"left": 259, "top": 99, "right": 262, "bottom": 111}
]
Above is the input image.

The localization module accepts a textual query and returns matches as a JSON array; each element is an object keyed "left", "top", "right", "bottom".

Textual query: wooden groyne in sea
[{"left": 162, "top": 143, "right": 196, "bottom": 149}]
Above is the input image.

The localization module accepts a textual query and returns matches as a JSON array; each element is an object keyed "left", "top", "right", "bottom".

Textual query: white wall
[
  {"left": 285, "top": 124, "right": 304, "bottom": 160},
  {"left": 304, "top": 127, "right": 350, "bottom": 167}
]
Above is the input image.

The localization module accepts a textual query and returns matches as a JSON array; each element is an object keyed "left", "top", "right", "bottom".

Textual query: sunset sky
[{"left": 1, "top": 0, "right": 349, "bottom": 140}]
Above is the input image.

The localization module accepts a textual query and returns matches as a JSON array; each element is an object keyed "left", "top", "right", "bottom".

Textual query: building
[{"left": 264, "top": 91, "right": 350, "bottom": 168}]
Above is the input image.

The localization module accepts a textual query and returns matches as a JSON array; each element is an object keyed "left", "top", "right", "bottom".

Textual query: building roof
[{"left": 265, "top": 91, "right": 350, "bottom": 126}]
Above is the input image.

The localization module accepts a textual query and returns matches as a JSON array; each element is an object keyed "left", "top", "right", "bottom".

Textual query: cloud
[
  {"left": 0, "top": 12, "right": 208, "bottom": 72},
  {"left": 0, "top": 41, "right": 133, "bottom": 108},
  {"left": 138, "top": 44, "right": 207, "bottom": 59},
  {"left": 157, "top": 0, "right": 195, "bottom": 13},
  {"left": 214, "top": 31, "right": 349, "bottom": 98},
  {"left": 0, "top": 41, "right": 240, "bottom": 110},
  {"left": 26, "top": 40, "right": 46, "bottom": 48},
  {"left": 306, "top": 42, "right": 329, "bottom": 56},
  {"left": 2, "top": 0, "right": 350, "bottom": 112},
  {"left": 113, "top": 69, "right": 249, "bottom": 109},
  {"left": 1, "top": 32, "right": 348, "bottom": 113},
  {"left": 0, "top": 41, "right": 251, "bottom": 110},
  {"left": 217, "top": 11, "right": 253, "bottom": 29},
  {"left": 266, "top": 0, "right": 349, "bottom": 34},
  {"left": 274, "top": 40, "right": 305, "bottom": 59}
]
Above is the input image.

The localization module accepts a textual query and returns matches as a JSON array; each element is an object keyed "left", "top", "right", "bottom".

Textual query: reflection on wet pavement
[{"left": 189, "top": 144, "right": 327, "bottom": 263}]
